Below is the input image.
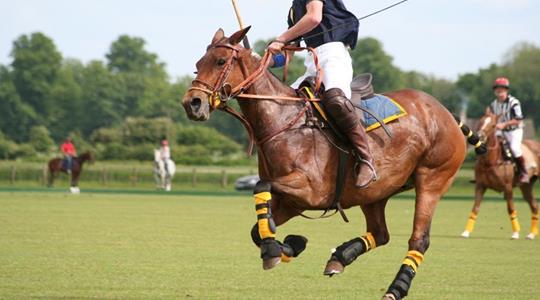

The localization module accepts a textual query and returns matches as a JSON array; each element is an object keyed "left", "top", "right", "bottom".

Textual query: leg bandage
[
  {"left": 465, "top": 212, "right": 477, "bottom": 232},
  {"left": 332, "top": 232, "right": 377, "bottom": 266},
  {"left": 402, "top": 250, "right": 424, "bottom": 273},
  {"left": 254, "top": 191, "right": 276, "bottom": 240},
  {"left": 531, "top": 213, "right": 539, "bottom": 235},
  {"left": 510, "top": 211, "right": 521, "bottom": 232}
]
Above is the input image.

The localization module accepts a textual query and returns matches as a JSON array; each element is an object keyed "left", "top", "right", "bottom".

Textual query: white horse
[{"left": 153, "top": 149, "right": 176, "bottom": 191}]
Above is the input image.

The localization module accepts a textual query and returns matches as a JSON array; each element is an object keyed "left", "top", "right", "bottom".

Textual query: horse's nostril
[{"left": 191, "top": 97, "right": 202, "bottom": 111}]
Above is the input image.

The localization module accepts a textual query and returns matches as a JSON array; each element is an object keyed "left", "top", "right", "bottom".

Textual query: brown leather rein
[{"left": 187, "top": 43, "right": 323, "bottom": 155}]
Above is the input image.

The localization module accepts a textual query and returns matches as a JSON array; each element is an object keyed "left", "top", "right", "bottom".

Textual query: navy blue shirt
[{"left": 288, "top": 0, "right": 359, "bottom": 49}]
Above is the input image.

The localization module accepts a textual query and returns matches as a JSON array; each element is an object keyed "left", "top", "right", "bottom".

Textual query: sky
[{"left": 1, "top": 0, "right": 539, "bottom": 81}]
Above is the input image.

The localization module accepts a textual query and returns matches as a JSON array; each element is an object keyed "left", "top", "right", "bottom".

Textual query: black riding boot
[
  {"left": 515, "top": 156, "right": 530, "bottom": 184},
  {"left": 324, "top": 88, "right": 377, "bottom": 188}
]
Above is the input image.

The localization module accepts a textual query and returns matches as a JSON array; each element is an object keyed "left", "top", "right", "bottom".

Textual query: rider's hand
[
  {"left": 268, "top": 40, "right": 286, "bottom": 54},
  {"left": 496, "top": 123, "right": 506, "bottom": 130}
]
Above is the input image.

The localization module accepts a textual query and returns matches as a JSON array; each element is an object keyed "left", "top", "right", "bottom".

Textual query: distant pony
[
  {"left": 153, "top": 149, "right": 176, "bottom": 191},
  {"left": 48, "top": 151, "right": 93, "bottom": 194}
]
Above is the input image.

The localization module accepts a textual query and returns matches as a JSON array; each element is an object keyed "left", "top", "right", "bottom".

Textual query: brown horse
[
  {"left": 182, "top": 27, "right": 481, "bottom": 300},
  {"left": 461, "top": 111, "right": 539, "bottom": 240},
  {"left": 48, "top": 151, "right": 93, "bottom": 193}
]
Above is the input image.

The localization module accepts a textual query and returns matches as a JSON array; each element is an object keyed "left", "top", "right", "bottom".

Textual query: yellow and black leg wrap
[
  {"left": 465, "top": 212, "right": 477, "bottom": 233},
  {"left": 386, "top": 251, "right": 424, "bottom": 300},
  {"left": 253, "top": 181, "right": 281, "bottom": 260},
  {"left": 531, "top": 213, "right": 539, "bottom": 236},
  {"left": 510, "top": 211, "right": 521, "bottom": 233},
  {"left": 330, "top": 232, "right": 377, "bottom": 267}
]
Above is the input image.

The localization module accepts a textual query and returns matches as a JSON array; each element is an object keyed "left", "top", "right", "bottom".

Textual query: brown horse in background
[
  {"left": 182, "top": 27, "right": 483, "bottom": 300},
  {"left": 461, "top": 111, "right": 539, "bottom": 240},
  {"left": 48, "top": 151, "right": 93, "bottom": 193}
]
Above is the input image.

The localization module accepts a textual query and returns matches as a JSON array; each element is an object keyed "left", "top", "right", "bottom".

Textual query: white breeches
[
  {"left": 499, "top": 128, "right": 523, "bottom": 157},
  {"left": 291, "top": 42, "right": 353, "bottom": 99}
]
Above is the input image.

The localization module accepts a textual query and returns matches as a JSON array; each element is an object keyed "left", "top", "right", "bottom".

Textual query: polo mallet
[{"left": 231, "top": 0, "right": 251, "bottom": 49}]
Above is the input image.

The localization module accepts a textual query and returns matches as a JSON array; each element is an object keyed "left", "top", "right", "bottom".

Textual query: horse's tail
[{"left": 453, "top": 114, "right": 487, "bottom": 155}]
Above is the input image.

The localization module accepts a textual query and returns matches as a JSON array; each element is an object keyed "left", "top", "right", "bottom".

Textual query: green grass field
[{"left": 1, "top": 190, "right": 539, "bottom": 299}]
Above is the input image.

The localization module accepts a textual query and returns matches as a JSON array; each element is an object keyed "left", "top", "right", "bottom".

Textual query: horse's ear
[
  {"left": 485, "top": 107, "right": 492, "bottom": 115},
  {"left": 212, "top": 28, "right": 225, "bottom": 45},
  {"left": 228, "top": 26, "right": 251, "bottom": 45}
]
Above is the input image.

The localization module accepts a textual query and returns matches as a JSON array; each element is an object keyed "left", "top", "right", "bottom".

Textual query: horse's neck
[
  {"left": 237, "top": 66, "right": 304, "bottom": 141},
  {"left": 481, "top": 134, "right": 502, "bottom": 166}
]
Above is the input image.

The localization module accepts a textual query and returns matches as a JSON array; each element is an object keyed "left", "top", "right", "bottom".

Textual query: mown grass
[{"left": 1, "top": 191, "right": 539, "bottom": 299}]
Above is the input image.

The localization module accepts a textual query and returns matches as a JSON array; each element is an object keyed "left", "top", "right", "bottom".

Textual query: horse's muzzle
[{"left": 182, "top": 91, "right": 210, "bottom": 121}]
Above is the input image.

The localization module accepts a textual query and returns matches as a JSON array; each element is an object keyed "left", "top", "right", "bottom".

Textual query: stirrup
[{"left": 354, "top": 158, "right": 378, "bottom": 188}]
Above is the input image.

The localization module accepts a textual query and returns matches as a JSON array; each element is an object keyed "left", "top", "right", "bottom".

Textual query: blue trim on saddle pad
[{"left": 358, "top": 94, "right": 407, "bottom": 131}]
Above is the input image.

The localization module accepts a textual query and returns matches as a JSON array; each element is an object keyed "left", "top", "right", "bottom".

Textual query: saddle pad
[
  {"left": 355, "top": 94, "right": 407, "bottom": 132},
  {"left": 302, "top": 87, "right": 407, "bottom": 133}
]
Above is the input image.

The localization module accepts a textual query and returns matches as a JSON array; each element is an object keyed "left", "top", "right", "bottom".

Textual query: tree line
[{"left": 0, "top": 32, "right": 538, "bottom": 163}]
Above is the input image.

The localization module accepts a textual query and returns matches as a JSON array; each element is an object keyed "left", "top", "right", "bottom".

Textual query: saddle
[{"left": 299, "top": 73, "right": 406, "bottom": 136}]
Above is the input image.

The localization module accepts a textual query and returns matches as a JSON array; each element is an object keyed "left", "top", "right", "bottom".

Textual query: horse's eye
[
  {"left": 193, "top": 71, "right": 198, "bottom": 75},
  {"left": 216, "top": 58, "right": 227, "bottom": 66}
]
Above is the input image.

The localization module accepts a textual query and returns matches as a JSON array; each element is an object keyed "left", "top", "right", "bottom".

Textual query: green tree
[
  {"left": 47, "top": 59, "right": 85, "bottom": 140},
  {"left": 0, "top": 65, "right": 37, "bottom": 142},
  {"left": 29, "top": 125, "right": 54, "bottom": 153},
  {"left": 10, "top": 32, "right": 62, "bottom": 120},
  {"left": 351, "top": 37, "right": 403, "bottom": 92},
  {"left": 505, "top": 43, "right": 540, "bottom": 128},
  {"left": 80, "top": 60, "right": 126, "bottom": 135},
  {"left": 106, "top": 35, "right": 165, "bottom": 76},
  {"left": 106, "top": 35, "right": 170, "bottom": 117}
]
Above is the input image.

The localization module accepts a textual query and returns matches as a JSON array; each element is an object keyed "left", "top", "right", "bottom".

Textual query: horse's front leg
[
  {"left": 504, "top": 188, "right": 521, "bottom": 239},
  {"left": 251, "top": 180, "right": 308, "bottom": 270},
  {"left": 461, "top": 184, "right": 486, "bottom": 238},
  {"left": 324, "top": 199, "right": 390, "bottom": 276}
]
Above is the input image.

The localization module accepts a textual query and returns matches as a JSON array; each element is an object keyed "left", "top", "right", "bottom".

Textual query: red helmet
[
  {"left": 493, "top": 77, "right": 510, "bottom": 89},
  {"left": 161, "top": 139, "right": 168, "bottom": 146}
]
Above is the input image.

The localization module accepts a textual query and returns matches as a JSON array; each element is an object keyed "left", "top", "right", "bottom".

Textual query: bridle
[{"left": 187, "top": 42, "right": 324, "bottom": 155}]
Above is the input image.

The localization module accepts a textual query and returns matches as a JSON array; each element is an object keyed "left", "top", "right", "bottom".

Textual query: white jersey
[
  {"left": 160, "top": 146, "right": 170, "bottom": 160},
  {"left": 489, "top": 95, "right": 524, "bottom": 131}
]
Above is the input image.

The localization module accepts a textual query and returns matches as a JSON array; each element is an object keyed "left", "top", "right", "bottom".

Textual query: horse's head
[
  {"left": 80, "top": 151, "right": 94, "bottom": 164},
  {"left": 476, "top": 108, "right": 500, "bottom": 142},
  {"left": 182, "top": 27, "right": 253, "bottom": 121}
]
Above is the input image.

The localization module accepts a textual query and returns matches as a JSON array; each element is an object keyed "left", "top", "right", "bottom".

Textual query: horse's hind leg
[
  {"left": 323, "top": 199, "right": 389, "bottom": 276},
  {"left": 461, "top": 185, "right": 486, "bottom": 238},
  {"left": 520, "top": 179, "right": 539, "bottom": 239},
  {"left": 384, "top": 164, "right": 455, "bottom": 300},
  {"left": 250, "top": 181, "right": 307, "bottom": 270}
]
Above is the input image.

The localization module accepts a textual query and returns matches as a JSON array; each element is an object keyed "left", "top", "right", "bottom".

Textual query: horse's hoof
[
  {"left": 262, "top": 257, "right": 281, "bottom": 270},
  {"left": 323, "top": 260, "right": 344, "bottom": 277},
  {"left": 525, "top": 233, "right": 536, "bottom": 240},
  {"left": 461, "top": 230, "right": 470, "bottom": 238},
  {"left": 511, "top": 232, "right": 520, "bottom": 240},
  {"left": 382, "top": 293, "right": 397, "bottom": 300}
]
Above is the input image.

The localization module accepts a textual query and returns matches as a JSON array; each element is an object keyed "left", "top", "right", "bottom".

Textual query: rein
[{"left": 188, "top": 43, "right": 324, "bottom": 155}]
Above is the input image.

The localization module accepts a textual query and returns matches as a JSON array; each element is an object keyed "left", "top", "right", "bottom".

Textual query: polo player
[
  {"left": 488, "top": 77, "right": 529, "bottom": 184},
  {"left": 268, "top": 0, "right": 377, "bottom": 188},
  {"left": 159, "top": 138, "right": 171, "bottom": 173},
  {"left": 60, "top": 137, "right": 76, "bottom": 174}
]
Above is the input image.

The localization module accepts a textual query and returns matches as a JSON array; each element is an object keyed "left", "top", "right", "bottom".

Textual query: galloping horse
[
  {"left": 153, "top": 149, "right": 176, "bottom": 191},
  {"left": 461, "top": 110, "right": 539, "bottom": 239},
  {"left": 182, "top": 27, "right": 483, "bottom": 299},
  {"left": 48, "top": 151, "right": 93, "bottom": 194}
]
